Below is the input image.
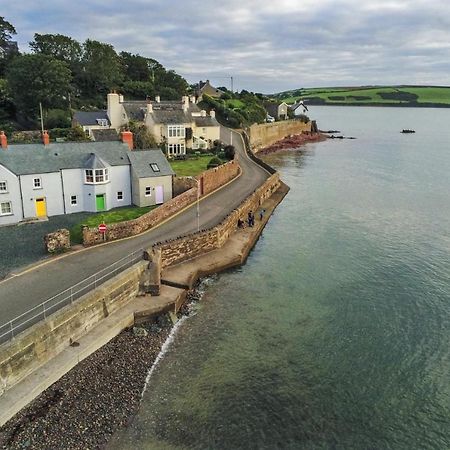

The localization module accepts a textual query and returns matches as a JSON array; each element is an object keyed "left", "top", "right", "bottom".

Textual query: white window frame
[
  {"left": 167, "top": 143, "right": 185, "bottom": 156},
  {"left": 145, "top": 186, "right": 152, "bottom": 197},
  {"left": 85, "top": 168, "right": 109, "bottom": 185},
  {"left": 33, "top": 177, "right": 42, "bottom": 189},
  {"left": 0, "top": 201, "right": 12, "bottom": 215},
  {"left": 96, "top": 118, "right": 108, "bottom": 127},
  {"left": 0, "top": 181, "right": 7, "bottom": 193},
  {"left": 117, "top": 191, "right": 123, "bottom": 201},
  {"left": 70, "top": 195, "right": 77, "bottom": 206},
  {"left": 168, "top": 125, "right": 185, "bottom": 138}
]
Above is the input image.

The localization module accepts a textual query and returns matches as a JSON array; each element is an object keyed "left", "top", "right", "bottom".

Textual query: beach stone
[{"left": 132, "top": 327, "right": 148, "bottom": 337}]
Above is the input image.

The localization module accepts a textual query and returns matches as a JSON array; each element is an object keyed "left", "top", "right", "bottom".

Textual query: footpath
[{"left": 0, "top": 181, "right": 289, "bottom": 430}]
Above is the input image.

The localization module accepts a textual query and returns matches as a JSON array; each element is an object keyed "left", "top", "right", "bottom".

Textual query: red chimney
[
  {"left": 121, "top": 130, "right": 134, "bottom": 150},
  {"left": 0, "top": 131, "right": 7, "bottom": 150},
  {"left": 42, "top": 130, "right": 50, "bottom": 146}
]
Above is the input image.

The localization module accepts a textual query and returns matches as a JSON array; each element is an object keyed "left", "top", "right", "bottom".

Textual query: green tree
[
  {"left": 120, "top": 52, "right": 151, "bottom": 81},
  {"left": 0, "top": 17, "right": 19, "bottom": 76},
  {"left": 79, "top": 39, "right": 123, "bottom": 98},
  {"left": 125, "top": 121, "right": 158, "bottom": 149},
  {"left": 30, "top": 33, "right": 82, "bottom": 67},
  {"left": 6, "top": 54, "right": 72, "bottom": 118},
  {"left": 121, "top": 80, "right": 154, "bottom": 99}
]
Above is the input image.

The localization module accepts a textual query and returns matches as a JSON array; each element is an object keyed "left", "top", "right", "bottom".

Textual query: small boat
[{"left": 401, "top": 129, "right": 415, "bottom": 133}]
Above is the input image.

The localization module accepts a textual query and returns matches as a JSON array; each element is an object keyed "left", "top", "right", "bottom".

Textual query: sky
[{"left": 5, "top": 0, "right": 450, "bottom": 93}]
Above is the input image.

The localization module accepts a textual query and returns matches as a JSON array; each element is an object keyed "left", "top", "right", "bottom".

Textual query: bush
[
  {"left": 207, "top": 156, "right": 222, "bottom": 169},
  {"left": 45, "top": 109, "right": 71, "bottom": 129},
  {"left": 224, "top": 144, "right": 235, "bottom": 160}
]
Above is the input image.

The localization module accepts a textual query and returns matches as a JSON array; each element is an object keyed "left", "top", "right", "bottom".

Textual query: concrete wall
[
  {"left": 0, "top": 261, "right": 147, "bottom": 394},
  {"left": 0, "top": 164, "right": 23, "bottom": 225},
  {"left": 155, "top": 173, "right": 280, "bottom": 268},
  {"left": 247, "top": 120, "right": 312, "bottom": 152}
]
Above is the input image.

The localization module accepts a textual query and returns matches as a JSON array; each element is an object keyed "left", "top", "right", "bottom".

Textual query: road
[{"left": 0, "top": 127, "right": 269, "bottom": 328}]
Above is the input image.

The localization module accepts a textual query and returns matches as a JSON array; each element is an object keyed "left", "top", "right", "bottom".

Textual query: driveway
[{"left": 0, "top": 128, "right": 269, "bottom": 328}]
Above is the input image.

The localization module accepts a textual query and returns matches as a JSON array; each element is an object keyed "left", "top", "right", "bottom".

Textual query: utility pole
[
  {"left": 197, "top": 178, "right": 200, "bottom": 232},
  {"left": 231, "top": 76, "right": 234, "bottom": 93},
  {"left": 39, "top": 102, "right": 44, "bottom": 133}
]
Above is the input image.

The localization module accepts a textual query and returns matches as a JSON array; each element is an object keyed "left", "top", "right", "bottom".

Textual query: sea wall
[
  {"left": 247, "top": 120, "right": 311, "bottom": 152},
  {"left": 82, "top": 160, "right": 240, "bottom": 246},
  {"left": 154, "top": 173, "right": 280, "bottom": 268},
  {"left": 0, "top": 261, "right": 147, "bottom": 394}
]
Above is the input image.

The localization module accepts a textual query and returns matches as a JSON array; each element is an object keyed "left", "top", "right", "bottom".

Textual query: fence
[{"left": 0, "top": 249, "right": 144, "bottom": 345}]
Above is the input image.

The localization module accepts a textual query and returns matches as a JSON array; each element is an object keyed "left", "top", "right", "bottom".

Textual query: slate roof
[
  {"left": 73, "top": 110, "right": 110, "bottom": 126},
  {"left": 91, "top": 129, "right": 119, "bottom": 142},
  {"left": 151, "top": 109, "right": 191, "bottom": 125},
  {"left": 123, "top": 102, "right": 147, "bottom": 121},
  {"left": 128, "top": 150, "right": 175, "bottom": 178},
  {"left": 264, "top": 102, "right": 279, "bottom": 118},
  {"left": 194, "top": 116, "right": 220, "bottom": 127},
  {"left": 0, "top": 142, "right": 131, "bottom": 175}
]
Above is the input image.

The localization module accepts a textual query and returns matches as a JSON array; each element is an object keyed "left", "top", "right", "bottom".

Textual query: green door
[{"left": 96, "top": 194, "right": 105, "bottom": 211}]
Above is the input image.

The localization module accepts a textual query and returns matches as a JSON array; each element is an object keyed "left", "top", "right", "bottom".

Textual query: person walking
[{"left": 259, "top": 209, "right": 265, "bottom": 221}]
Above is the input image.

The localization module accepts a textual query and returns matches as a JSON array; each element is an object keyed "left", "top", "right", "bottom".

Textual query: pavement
[
  {"left": 0, "top": 127, "right": 269, "bottom": 329},
  {"left": 0, "top": 179, "right": 289, "bottom": 427}
]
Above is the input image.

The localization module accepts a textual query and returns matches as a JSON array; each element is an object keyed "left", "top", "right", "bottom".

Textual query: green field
[
  {"left": 275, "top": 86, "right": 450, "bottom": 106},
  {"left": 169, "top": 155, "right": 215, "bottom": 177}
]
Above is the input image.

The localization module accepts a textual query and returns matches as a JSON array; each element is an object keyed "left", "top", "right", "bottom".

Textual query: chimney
[
  {"left": 121, "top": 130, "right": 134, "bottom": 150},
  {"left": 201, "top": 110, "right": 207, "bottom": 117},
  {"left": 210, "top": 109, "right": 216, "bottom": 119},
  {"left": 42, "top": 130, "right": 50, "bottom": 146},
  {"left": 155, "top": 95, "right": 160, "bottom": 103},
  {"left": 182, "top": 96, "right": 189, "bottom": 112},
  {"left": 190, "top": 95, "right": 196, "bottom": 104},
  {"left": 0, "top": 131, "right": 7, "bottom": 150},
  {"left": 147, "top": 98, "right": 153, "bottom": 114}
]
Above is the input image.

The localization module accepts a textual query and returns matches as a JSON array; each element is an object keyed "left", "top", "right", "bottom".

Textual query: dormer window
[
  {"left": 96, "top": 119, "right": 108, "bottom": 127},
  {"left": 85, "top": 168, "right": 109, "bottom": 184}
]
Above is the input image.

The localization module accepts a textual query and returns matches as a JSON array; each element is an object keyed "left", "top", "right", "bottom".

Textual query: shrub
[
  {"left": 207, "top": 156, "right": 222, "bottom": 169},
  {"left": 224, "top": 144, "right": 235, "bottom": 160}
]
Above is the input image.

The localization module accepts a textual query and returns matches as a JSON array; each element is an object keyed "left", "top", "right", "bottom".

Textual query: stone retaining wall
[
  {"left": 155, "top": 173, "right": 281, "bottom": 268},
  {"left": 0, "top": 261, "right": 147, "bottom": 394},
  {"left": 247, "top": 120, "right": 311, "bottom": 152},
  {"left": 173, "top": 176, "right": 197, "bottom": 197},
  {"left": 82, "top": 160, "right": 241, "bottom": 246}
]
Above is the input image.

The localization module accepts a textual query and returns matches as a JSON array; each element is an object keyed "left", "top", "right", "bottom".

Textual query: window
[
  {"left": 85, "top": 168, "right": 109, "bottom": 184},
  {"left": 0, "top": 201, "right": 12, "bottom": 215},
  {"left": 0, "top": 181, "right": 7, "bottom": 193},
  {"left": 167, "top": 143, "right": 185, "bottom": 156},
  {"left": 168, "top": 125, "right": 185, "bottom": 138},
  {"left": 117, "top": 191, "right": 123, "bottom": 201},
  {"left": 150, "top": 163, "right": 160, "bottom": 172},
  {"left": 145, "top": 186, "right": 151, "bottom": 197},
  {"left": 96, "top": 118, "right": 108, "bottom": 127},
  {"left": 33, "top": 177, "right": 42, "bottom": 189},
  {"left": 71, "top": 195, "right": 77, "bottom": 205}
]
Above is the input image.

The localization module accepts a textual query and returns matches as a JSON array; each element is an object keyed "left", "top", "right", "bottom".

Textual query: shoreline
[
  {"left": 257, "top": 132, "right": 327, "bottom": 155},
  {"left": 0, "top": 290, "right": 201, "bottom": 450}
]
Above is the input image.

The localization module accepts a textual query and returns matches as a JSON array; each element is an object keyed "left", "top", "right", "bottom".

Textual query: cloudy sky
[{"left": 6, "top": 0, "right": 450, "bottom": 93}]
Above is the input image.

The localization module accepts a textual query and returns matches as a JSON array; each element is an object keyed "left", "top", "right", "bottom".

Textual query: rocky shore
[
  {"left": 257, "top": 132, "right": 327, "bottom": 155},
  {"left": 0, "top": 291, "right": 201, "bottom": 450}
]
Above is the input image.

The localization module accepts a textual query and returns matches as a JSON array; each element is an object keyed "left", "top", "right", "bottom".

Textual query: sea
[{"left": 111, "top": 106, "right": 450, "bottom": 449}]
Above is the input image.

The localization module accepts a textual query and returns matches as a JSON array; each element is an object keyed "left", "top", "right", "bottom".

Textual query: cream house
[{"left": 106, "top": 93, "right": 220, "bottom": 156}]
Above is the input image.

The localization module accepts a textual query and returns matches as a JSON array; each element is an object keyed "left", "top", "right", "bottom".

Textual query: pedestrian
[
  {"left": 248, "top": 211, "right": 253, "bottom": 227},
  {"left": 259, "top": 209, "right": 265, "bottom": 221},
  {"left": 237, "top": 218, "right": 244, "bottom": 228}
]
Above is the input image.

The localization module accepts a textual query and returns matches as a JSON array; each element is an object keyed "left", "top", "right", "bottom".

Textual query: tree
[
  {"left": 0, "top": 17, "right": 19, "bottom": 76},
  {"left": 30, "top": 33, "right": 82, "bottom": 67},
  {"left": 121, "top": 80, "right": 154, "bottom": 100},
  {"left": 125, "top": 121, "right": 158, "bottom": 149},
  {"left": 120, "top": 52, "right": 151, "bottom": 81},
  {"left": 78, "top": 39, "right": 123, "bottom": 98},
  {"left": 6, "top": 54, "right": 72, "bottom": 118}
]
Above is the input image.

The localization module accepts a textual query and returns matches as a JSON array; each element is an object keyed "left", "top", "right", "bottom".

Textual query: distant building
[
  {"left": 0, "top": 131, "right": 174, "bottom": 226},
  {"left": 72, "top": 110, "right": 112, "bottom": 139},
  {"left": 196, "top": 80, "right": 225, "bottom": 99},
  {"left": 263, "top": 102, "right": 289, "bottom": 121}
]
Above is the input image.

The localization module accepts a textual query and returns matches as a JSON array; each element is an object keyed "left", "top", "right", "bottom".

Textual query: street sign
[{"left": 98, "top": 223, "right": 107, "bottom": 233}]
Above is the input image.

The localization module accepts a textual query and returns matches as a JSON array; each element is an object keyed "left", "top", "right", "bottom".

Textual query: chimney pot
[
  {"left": 210, "top": 109, "right": 216, "bottom": 119},
  {"left": 155, "top": 95, "right": 160, "bottom": 103},
  {"left": 121, "top": 130, "right": 134, "bottom": 150},
  {"left": 201, "top": 110, "right": 207, "bottom": 117},
  {"left": 0, "top": 131, "right": 7, "bottom": 150},
  {"left": 42, "top": 130, "right": 50, "bottom": 146}
]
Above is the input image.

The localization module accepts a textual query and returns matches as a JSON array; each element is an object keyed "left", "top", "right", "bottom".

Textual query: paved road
[{"left": 0, "top": 128, "right": 269, "bottom": 328}]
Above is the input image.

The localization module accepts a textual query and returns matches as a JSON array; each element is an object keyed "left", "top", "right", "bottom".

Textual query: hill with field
[{"left": 272, "top": 86, "right": 450, "bottom": 108}]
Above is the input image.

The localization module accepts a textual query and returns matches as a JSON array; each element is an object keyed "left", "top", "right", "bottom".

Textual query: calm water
[{"left": 113, "top": 107, "right": 450, "bottom": 449}]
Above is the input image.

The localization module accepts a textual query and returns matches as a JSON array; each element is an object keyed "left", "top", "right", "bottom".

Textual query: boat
[{"left": 401, "top": 129, "right": 415, "bottom": 133}]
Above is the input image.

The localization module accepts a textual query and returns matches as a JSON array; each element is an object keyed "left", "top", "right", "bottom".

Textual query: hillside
[{"left": 272, "top": 86, "right": 450, "bottom": 108}]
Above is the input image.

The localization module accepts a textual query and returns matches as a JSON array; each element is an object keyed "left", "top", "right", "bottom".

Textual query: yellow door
[{"left": 35, "top": 198, "right": 47, "bottom": 217}]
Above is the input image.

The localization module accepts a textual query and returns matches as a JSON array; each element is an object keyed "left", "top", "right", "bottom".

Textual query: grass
[
  {"left": 277, "top": 86, "right": 450, "bottom": 106},
  {"left": 169, "top": 155, "right": 214, "bottom": 177},
  {"left": 225, "top": 99, "right": 245, "bottom": 109},
  {"left": 70, "top": 205, "right": 155, "bottom": 244}
]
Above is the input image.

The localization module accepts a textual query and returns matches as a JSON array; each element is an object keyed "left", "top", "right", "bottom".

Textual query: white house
[{"left": 0, "top": 131, "right": 174, "bottom": 226}]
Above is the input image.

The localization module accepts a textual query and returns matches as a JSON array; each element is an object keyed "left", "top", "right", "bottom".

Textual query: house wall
[
  {"left": 131, "top": 170, "right": 173, "bottom": 207},
  {"left": 278, "top": 103, "right": 288, "bottom": 119},
  {"left": 0, "top": 165, "right": 23, "bottom": 225},
  {"left": 20, "top": 172, "right": 64, "bottom": 218},
  {"left": 107, "top": 93, "right": 126, "bottom": 130},
  {"left": 193, "top": 124, "right": 220, "bottom": 145},
  {"left": 62, "top": 168, "right": 86, "bottom": 214}
]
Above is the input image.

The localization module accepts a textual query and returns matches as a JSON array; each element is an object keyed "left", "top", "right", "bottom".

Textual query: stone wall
[
  {"left": 173, "top": 176, "right": 197, "bottom": 197},
  {"left": 0, "top": 261, "right": 147, "bottom": 394},
  {"left": 247, "top": 120, "right": 312, "bottom": 152},
  {"left": 155, "top": 173, "right": 281, "bottom": 268},
  {"left": 199, "top": 159, "right": 240, "bottom": 195},
  {"left": 44, "top": 229, "right": 70, "bottom": 253},
  {"left": 82, "top": 160, "right": 241, "bottom": 246}
]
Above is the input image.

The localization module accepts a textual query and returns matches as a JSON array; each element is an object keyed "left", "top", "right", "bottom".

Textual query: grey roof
[
  {"left": 91, "top": 129, "right": 119, "bottom": 142},
  {"left": 0, "top": 141, "right": 131, "bottom": 176},
  {"left": 151, "top": 109, "right": 191, "bottom": 125},
  {"left": 128, "top": 150, "right": 175, "bottom": 178},
  {"left": 264, "top": 102, "right": 279, "bottom": 117},
  {"left": 84, "top": 153, "right": 109, "bottom": 169},
  {"left": 123, "top": 102, "right": 147, "bottom": 121},
  {"left": 73, "top": 110, "right": 109, "bottom": 126},
  {"left": 194, "top": 116, "right": 220, "bottom": 127}
]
